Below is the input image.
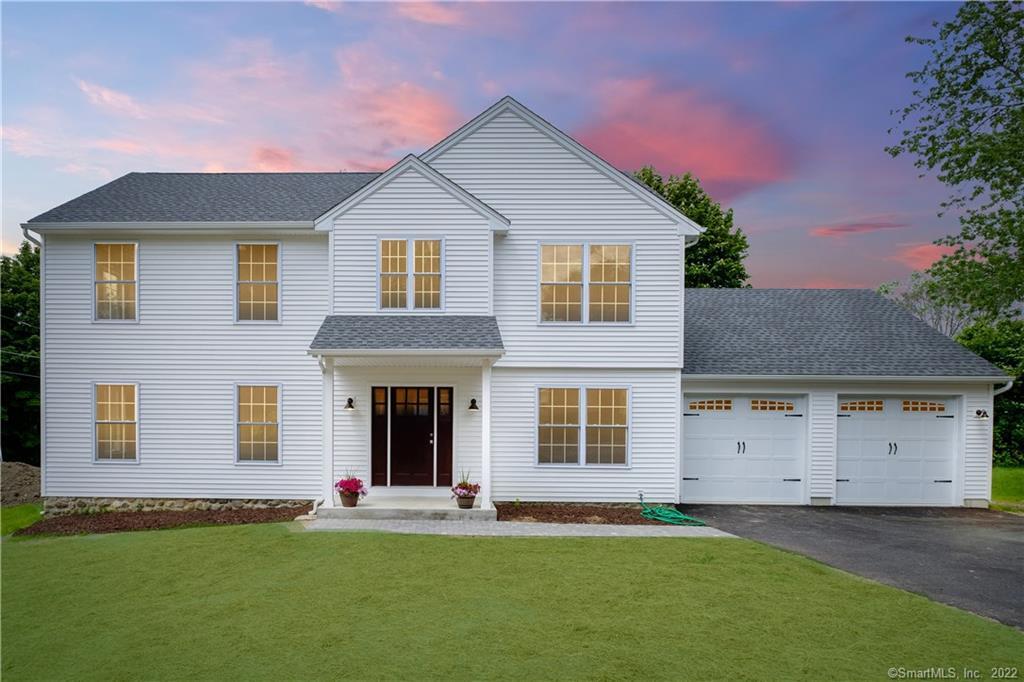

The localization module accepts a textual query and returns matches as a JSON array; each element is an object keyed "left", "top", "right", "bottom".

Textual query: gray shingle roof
[
  {"left": 311, "top": 315, "right": 504, "bottom": 352},
  {"left": 28, "top": 172, "right": 380, "bottom": 223},
  {"left": 683, "top": 289, "right": 1006, "bottom": 378}
]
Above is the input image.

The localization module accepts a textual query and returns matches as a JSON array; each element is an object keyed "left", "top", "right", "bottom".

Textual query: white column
[
  {"left": 480, "top": 359, "right": 493, "bottom": 510},
  {"left": 321, "top": 356, "right": 336, "bottom": 508}
]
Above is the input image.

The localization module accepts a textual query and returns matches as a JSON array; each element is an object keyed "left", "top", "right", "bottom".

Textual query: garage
[
  {"left": 836, "top": 397, "right": 957, "bottom": 505},
  {"left": 682, "top": 395, "right": 806, "bottom": 504}
]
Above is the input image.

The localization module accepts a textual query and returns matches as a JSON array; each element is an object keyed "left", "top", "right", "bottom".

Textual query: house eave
[
  {"left": 308, "top": 348, "right": 505, "bottom": 358},
  {"left": 22, "top": 220, "right": 314, "bottom": 232},
  {"left": 681, "top": 373, "right": 1010, "bottom": 383}
]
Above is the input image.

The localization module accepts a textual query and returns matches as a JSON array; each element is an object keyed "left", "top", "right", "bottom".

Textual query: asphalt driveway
[{"left": 677, "top": 504, "right": 1024, "bottom": 629}]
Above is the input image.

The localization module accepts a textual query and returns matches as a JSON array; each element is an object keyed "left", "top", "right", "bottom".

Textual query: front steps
[{"left": 313, "top": 496, "right": 497, "bottom": 521}]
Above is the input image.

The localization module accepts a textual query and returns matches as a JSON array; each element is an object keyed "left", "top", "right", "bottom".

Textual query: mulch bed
[
  {"left": 495, "top": 502, "right": 663, "bottom": 525},
  {"left": 13, "top": 505, "right": 311, "bottom": 537},
  {"left": 2, "top": 462, "right": 41, "bottom": 505}
]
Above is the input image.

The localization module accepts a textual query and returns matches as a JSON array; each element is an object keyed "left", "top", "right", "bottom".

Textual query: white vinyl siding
[
  {"left": 493, "top": 368, "right": 678, "bottom": 502},
  {"left": 809, "top": 391, "right": 838, "bottom": 499},
  {"left": 963, "top": 388, "right": 994, "bottom": 500},
  {"left": 426, "top": 108, "right": 683, "bottom": 367},
  {"left": 42, "top": 232, "right": 326, "bottom": 498},
  {"left": 332, "top": 166, "right": 491, "bottom": 315}
]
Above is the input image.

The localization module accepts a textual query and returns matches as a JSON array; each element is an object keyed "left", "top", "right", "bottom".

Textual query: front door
[{"left": 390, "top": 387, "right": 434, "bottom": 485}]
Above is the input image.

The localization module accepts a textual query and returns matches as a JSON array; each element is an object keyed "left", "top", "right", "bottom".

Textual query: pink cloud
[
  {"left": 251, "top": 146, "right": 299, "bottom": 172},
  {"left": 887, "top": 243, "right": 955, "bottom": 270},
  {"left": 575, "top": 78, "right": 794, "bottom": 201},
  {"left": 394, "top": 2, "right": 464, "bottom": 26},
  {"left": 800, "top": 277, "right": 870, "bottom": 288},
  {"left": 304, "top": 0, "right": 343, "bottom": 13},
  {"left": 75, "top": 79, "right": 147, "bottom": 118},
  {"left": 810, "top": 219, "right": 909, "bottom": 238}
]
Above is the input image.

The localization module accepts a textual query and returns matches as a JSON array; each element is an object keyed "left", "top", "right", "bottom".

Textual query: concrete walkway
[{"left": 303, "top": 518, "right": 734, "bottom": 537}]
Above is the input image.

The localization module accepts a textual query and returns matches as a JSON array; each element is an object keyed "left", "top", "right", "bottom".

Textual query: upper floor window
[
  {"left": 380, "top": 238, "right": 442, "bottom": 310},
  {"left": 95, "top": 243, "right": 137, "bottom": 321},
  {"left": 237, "top": 244, "right": 279, "bottom": 321},
  {"left": 540, "top": 243, "right": 632, "bottom": 323},
  {"left": 95, "top": 383, "right": 137, "bottom": 461}
]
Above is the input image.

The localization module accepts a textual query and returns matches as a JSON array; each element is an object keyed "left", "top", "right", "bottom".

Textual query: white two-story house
[{"left": 24, "top": 97, "right": 1010, "bottom": 513}]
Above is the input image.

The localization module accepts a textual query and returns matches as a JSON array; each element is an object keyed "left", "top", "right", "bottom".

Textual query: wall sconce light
[
  {"left": 344, "top": 397, "right": 356, "bottom": 411},
  {"left": 975, "top": 409, "right": 990, "bottom": 420},
  {"left": 468, "top": 398, "right": 480, "bottom": 411}
]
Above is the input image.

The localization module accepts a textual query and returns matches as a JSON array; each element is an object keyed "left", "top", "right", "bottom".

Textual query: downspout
[
  {"left": 21, "top": 225, "right": 41, "bottom": 248},
  {"left": 993, "top": 379, "right": 1014, "bottom": 397}
]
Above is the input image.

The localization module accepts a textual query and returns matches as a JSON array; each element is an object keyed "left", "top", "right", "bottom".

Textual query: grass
[
  {"left": 0, "top": 503, "right": 42, "bottom": 536},
  {"left": 3, "top": 524, "right": 1021, "bottom": 681},
  {"left": 993, "top": 466, "right": 1024, "bottom": 504}
]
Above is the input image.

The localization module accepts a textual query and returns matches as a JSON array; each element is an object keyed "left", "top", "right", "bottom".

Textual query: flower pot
[
  {"left": 340, "top": 493, "right": 359, "bottom": 508},
  {"left": 456, "top": 496, "right": 476, "bottom": 510}
]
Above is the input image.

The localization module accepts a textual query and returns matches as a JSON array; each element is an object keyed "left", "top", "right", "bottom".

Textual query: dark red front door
[{"left": 390, "top": 387, "right": 434, "bottom": 486}]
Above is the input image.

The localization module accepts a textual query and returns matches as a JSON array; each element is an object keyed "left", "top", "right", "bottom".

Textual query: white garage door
[
  {"left": 836, "top": 397, "right": 956, "bottom": 505},
  {"left": 682, "top": 396, "right": 806, "bottom": 504}
]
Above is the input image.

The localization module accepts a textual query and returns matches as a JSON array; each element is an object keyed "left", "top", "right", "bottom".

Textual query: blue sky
[{"left": 2, "top": 1, "right": 961, "bottom": 286}]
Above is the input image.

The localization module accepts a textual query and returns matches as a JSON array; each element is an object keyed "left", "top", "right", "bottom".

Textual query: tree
[
  {"left": 957, "top": 320, "right": 1024, "bottom": 466},
  {"left": 878, "top": 271, "right": 976, "bottom": 337},
  {"left": 634, "top": 167, "right": 750, "bottom": 288},
  {"left": 1, "top": 241, "right": 41, "bottom": 465},
  {"left": 887, "top": 1, "right": 1024, "bottom": 319}
]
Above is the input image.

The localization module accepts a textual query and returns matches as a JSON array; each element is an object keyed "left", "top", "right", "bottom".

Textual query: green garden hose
[{"left": 638, "top": 492, "right": 705, "bottom": 526}]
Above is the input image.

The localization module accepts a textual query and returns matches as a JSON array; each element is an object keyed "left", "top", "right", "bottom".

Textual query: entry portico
[{"left": 310, "top": 315, "right": 504, "bottom": 509}]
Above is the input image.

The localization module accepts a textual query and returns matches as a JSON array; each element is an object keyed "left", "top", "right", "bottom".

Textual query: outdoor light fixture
[
  {"left": 344, "top": 398, "right": 355, "bottom": 411},
  {"left": 975, "top": 409, "right": 990, "bottom": 420},
  {"left": 468, "top": 398, "right": 480, "bottom": 411}
]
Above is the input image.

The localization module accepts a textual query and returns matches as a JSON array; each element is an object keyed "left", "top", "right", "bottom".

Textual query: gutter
[
  {"left": 21, "top": 225, "right": 41, "bottom": 247},
  {"left": 681, "top": 374, "right": 1011, "bottom": 383},
  {"left": 994, "top": 379, "right": 1015, "bottom": 396}
]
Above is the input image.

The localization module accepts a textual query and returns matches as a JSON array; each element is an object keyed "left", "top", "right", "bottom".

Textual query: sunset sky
[{"left": 2, "top": 1, "right": 961, "bottom": 287}]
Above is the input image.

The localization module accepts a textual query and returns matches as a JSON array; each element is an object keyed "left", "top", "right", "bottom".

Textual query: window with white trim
[
  {"left": 237, "top": 244, "right": 279, "bottom": 321},
  {"left": 95, "top": 384, "right": 137, "bottom": 460},
  {"left": 586, "top": 388, "right": 628, "bottom": 464},
  {"left": 237, "top": 385, "right": 279, "bottom": 462},
  {"left": 380, "top": 238, "right": 442, "bottom": 310},
  {"left": 540, "top": 243, "right": 632, "bottom": 323},
  {"left": 538, "top": 387, "right": 629, "bottom": 466},
  {"left": 95, "top": 243, "right": 137, "bottom": 320}
]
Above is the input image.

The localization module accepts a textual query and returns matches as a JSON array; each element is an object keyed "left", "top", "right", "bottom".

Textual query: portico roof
[{"left": 309, "top": 315, "right": 505, "bottom": 356}]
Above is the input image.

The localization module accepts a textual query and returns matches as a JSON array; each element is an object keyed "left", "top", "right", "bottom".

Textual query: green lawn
[
  {"left": 0, "top": 504, "right": 41, "bottom": 536},
  {"left": 2, "top": 524, "right": 1021, "bottom": 681},
  {"left": 993, "top": 466, "right": 1024, "bottom": 503}
]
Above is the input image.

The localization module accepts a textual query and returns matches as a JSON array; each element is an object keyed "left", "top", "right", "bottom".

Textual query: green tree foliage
[
  {"left": 957, "top": 320, "right": 1024, "bottom": 466},
  {"left": 887, "top": 1, "right": 1024, "bottom": 318},
  {"left": 634, "top": 167, "right": 750, "bottom": 288},
  {"left": 878, "top": 271, "right": 976, "bottom": 337},
  {"left": 1, "top": 242, "right": 41, "bottom": 465}
]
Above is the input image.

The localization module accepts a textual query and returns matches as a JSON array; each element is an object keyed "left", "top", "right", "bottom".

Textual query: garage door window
[
  {"left": 750, "top": 399, "right": 795, "bottom": 412},
  {"left": 688, "top": 399, "right": 732, "bottom": 411},
  {"left": 839, "top": 400, "right": 884, "bottom": 412},
  {"left": 902, "top": 400, "right": 945, "bottom": 412}
]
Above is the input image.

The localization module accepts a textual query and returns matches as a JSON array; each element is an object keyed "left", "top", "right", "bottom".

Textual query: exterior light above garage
[{"left": 975, "top": 409, "right": 990, "bottom": 420}]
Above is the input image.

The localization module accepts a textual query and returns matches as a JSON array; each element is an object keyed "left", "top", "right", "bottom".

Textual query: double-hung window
[
  {"left": 538, "top": 387, "right": 629, "bottom": 466},
  {"left": 237, "top": 385, "right": 280, "bottom": 463},
  {"left": 237, "top": 244, "right": 279, "bottom": 321},
  {"left": 95, "top": 383, "right": 138, "bottom": 461},
  {"left": 540, "top": 243, "right": 632, "bottom": 323},
  {"left": 95, "top": 243, "right": 137, "bottom": 321},
  {"left": 379, "top": 238, "right": 442, "bottom": 310}
]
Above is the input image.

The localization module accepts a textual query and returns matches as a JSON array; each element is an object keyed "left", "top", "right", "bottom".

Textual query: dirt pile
[{"left": 2, "top": 462, "right": 40, "bottom": 505}]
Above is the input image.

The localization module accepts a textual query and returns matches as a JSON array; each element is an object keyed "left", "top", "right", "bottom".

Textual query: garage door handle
[
  {"left": 893, "top": 442, "right": 898, "bottom": 455},
  {"left": 742, "top": 441, "right": 746, "bottom": 453},
  {"left": 933, "top": 479, "right": 952, "bottom": 483},
  {"left": 737, "top": 441, "right": 741, "bottom": 453},
  {"left": 683, "top": 477, "right": 700, "bottom": 481},
  {"left": 783, "top": 478, "right": 801, "bottom": 482},
  {"left": 888, "top": 442, "right": 893, "bottom": 455}
]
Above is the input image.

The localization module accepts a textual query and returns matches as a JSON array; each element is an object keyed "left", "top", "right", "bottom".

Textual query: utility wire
[
  {"left": 0, "top": 348, "right": 40, "bottom": 359},
  {"left": 0, "top": 314, "right": 38, "bottom": 330},
  {"left": 0, "top": 369, "right": 39, "bottom": 379}
]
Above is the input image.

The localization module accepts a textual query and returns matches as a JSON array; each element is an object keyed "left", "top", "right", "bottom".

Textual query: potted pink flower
[
  {"left": 335, "top": 475, "right": 367, "bottom": 508},
  {"left": 451, "top": 471, "right": 481, "bottom": 509}
]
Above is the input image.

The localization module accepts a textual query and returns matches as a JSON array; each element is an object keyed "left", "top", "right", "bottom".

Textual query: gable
[
  {"left": 314, "top": 155, "right": 509, "bottom": 231},
  {"left": 422, "top": 97, "right": 703, "bottom": 237}
]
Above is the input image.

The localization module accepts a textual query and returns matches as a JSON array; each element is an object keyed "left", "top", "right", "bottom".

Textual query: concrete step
[{"left": 316, "top": 506, "right": 497, "bottom": 521}]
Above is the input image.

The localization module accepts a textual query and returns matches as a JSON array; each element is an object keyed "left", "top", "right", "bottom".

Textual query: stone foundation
[{"left": 43, "top": 497, "right": 311, "bottom": 517}]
